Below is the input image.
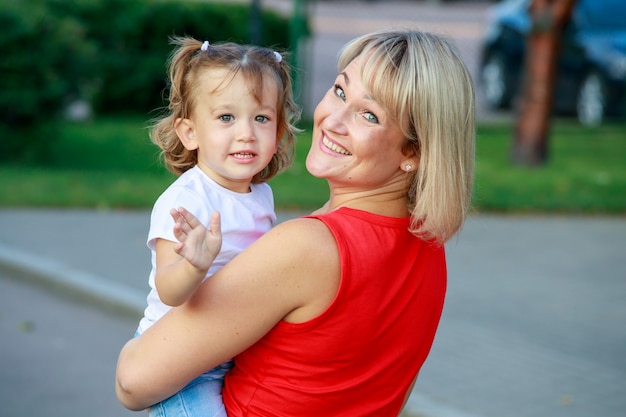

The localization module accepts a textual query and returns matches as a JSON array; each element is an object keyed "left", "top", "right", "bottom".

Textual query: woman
[{"left": 116, "top": 28, "right": 475, "bottom": 416}]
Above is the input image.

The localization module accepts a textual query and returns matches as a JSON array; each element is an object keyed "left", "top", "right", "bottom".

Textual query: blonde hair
[
  {"left": 151, "top": 36, "right": 300, "bottom": 183},
  {"left": 338, "top": 29, "right": 475, "bottom": 243}
]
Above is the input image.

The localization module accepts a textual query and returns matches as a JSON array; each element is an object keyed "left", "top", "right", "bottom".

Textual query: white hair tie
[
  {"left": 273, "top": 51, "right": 282, "bottom": 63},
  {"left": 201, "top": 41, "right": 210, "bottom": 51}
]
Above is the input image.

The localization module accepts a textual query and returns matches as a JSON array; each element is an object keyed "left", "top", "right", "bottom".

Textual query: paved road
[
  {"left": 1, "top": 209, "right": 625, "bottom": 417},
  {"left": 0, "top": 270, "right": 137, "bottom": 417}
]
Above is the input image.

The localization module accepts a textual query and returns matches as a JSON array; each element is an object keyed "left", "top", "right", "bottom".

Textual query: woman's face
[{"left": 306, "top": 57, "right": 410, "bottom": 190}]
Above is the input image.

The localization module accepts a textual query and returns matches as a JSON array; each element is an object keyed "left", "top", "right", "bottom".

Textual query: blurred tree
[{"left": 512, "top": 0, "right": 577, "bottom": 166}]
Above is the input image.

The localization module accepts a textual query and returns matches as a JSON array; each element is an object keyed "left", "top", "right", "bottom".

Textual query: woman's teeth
[{"left": 322, "top": 137, "right": 352, "bottom": 155}]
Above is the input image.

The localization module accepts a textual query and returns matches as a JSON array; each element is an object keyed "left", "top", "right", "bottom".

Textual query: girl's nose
[{"left": 237, "top": 121, "right": 256, "bottom": 142}]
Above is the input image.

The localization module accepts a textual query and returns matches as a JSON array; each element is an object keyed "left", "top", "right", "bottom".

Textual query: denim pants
[
  {"left": 134, "top": 329, "right": 231, "bottom": 417},
  {"left": 148, "top": 372, "right": 228, "bottom": 417}
]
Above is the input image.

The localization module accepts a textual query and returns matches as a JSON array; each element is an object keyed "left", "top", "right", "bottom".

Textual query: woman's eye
[
  {"left": 334, "top": 85, "right": 346, "bottom": 101},
  {"left": 364, "top": 111, "right": 379, "bottom": 124},
  {"left": 219, "top": 115, "right": 234, "bottom": 122},
  {"left": 255, "top": 115, "right": 270, "bottom": 123}
]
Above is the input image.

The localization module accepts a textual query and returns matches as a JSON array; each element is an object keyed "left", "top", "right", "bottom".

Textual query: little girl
[{"left": 134, "top": 36, "right": 299, "bottom": 417}]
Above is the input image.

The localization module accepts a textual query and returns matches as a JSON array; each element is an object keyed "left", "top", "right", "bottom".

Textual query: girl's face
[
  {"left": 176, "top": 68, "right": 279, "bottom": 193},
  {"left": 306, "top": 57, "right": 412, "bottom": 192}
]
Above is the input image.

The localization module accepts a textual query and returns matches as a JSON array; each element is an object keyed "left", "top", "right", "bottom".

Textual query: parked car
[{"left": 479, "top": 0, "right": 626, "bottom": 125}]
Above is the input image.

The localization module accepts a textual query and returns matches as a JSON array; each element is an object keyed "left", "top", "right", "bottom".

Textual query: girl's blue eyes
[
  {"left": 218, "top": 115, "right": 269, "bottom": 123},
  {"left": 334, "top": 84, "right": 379, "bottom": 124}
]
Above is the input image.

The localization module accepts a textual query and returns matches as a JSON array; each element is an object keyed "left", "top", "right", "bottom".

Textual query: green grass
[
  {"left": 474, "top": 121, "right": 626, "bottom": 213},
  {"left": 0, "top": 116, "right": 624, "bottom": 213}
]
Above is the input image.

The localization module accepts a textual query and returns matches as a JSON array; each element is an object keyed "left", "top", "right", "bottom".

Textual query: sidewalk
[{"left": 1, "top": 208, "right": 625, "bottom": 417}]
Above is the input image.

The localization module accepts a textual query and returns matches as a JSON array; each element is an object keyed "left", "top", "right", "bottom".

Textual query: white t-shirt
[{"left": 137, "top": 166, "right": 276, "bottom": 334}]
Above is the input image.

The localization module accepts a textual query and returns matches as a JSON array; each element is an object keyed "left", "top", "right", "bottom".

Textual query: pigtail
[{"left": 150, "top": 37, "right": 203, "bottom": 175}]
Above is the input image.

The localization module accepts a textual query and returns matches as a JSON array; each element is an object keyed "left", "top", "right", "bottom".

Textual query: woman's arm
[
  {"left": 400, "top": 373, "right": 418, "bottom": 414},
  {"left": 115, "top": 216, "right": 340, "bottom": 411}
]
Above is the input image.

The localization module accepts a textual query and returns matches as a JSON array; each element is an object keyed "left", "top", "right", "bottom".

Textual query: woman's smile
[{"left": 321, "top": 135, "right": 352, "bottom": 156}]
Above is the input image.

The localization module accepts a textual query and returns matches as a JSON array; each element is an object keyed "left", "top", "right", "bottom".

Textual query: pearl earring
[{"left": 405, "top": 164, "right": 412, "bottom": 171}]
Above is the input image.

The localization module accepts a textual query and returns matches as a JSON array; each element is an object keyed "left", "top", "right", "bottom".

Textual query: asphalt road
[{"left": 0, "top": 273, "right": 138, "bottom": 417}]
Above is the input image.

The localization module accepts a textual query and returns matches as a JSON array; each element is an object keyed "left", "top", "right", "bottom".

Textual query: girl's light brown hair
[
  {"left": 151, "top": 36, "right": 300, "bottom": 183},
  {"left": 338, "top": 29, "right": 475, "bottom": 244}
]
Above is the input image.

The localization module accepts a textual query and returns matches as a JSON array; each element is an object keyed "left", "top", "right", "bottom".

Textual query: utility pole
[
  {"left": 512, "top": 0, "right": 577, "bottom": 166},
  {"left": 249, "top": 0, "right": 262, "bottom": 45},
  {"left": 289, "top": 0, "right": 309, "bottom": 108}
]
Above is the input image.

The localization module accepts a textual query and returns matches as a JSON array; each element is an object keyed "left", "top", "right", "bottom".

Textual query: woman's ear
[
  {"left": 400, "top": 151, "right": 419, "bottom": 173},
  {"left": 174, "top": 118, "right": 199, "bottom": 150},
  {"left": 400, "top": 140, "right": 420, "bottom": 173},
  {"left": 400, "top": 159, "right": 418, "bottom": 173}
]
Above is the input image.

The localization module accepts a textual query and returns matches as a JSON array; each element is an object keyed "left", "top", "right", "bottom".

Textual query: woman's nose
[{"left": 321, "top": 105, "right": 349, "bottom": 136}]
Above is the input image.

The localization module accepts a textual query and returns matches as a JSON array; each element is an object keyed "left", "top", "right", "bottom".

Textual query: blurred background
[
  {"left": 1, "top": 0, "right": 624, "bottom": 210},
  {"left": 0, "top": 1, "right": 624, "bottom": 417}
]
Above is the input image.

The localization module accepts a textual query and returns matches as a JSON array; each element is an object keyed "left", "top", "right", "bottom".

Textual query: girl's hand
[{"left": 170, "top": 207, "right": 222, "bottom": 273}]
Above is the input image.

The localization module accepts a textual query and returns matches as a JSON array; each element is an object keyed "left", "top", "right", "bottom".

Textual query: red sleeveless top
[{"left": 223, "top": 207, "right": 447, "bottom": 416}]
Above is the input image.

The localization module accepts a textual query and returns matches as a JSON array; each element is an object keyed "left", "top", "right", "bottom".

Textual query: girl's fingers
[
  {"left": 208, "top": 211, "right": 221, "bottom": 235},
  {"left": 178, "top": 207, "right": 202, "bottom": 228}
]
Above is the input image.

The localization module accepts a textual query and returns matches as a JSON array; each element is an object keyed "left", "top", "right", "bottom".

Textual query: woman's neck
[{"left": 323, "top": 188, "right": 410, "bottom": 218}]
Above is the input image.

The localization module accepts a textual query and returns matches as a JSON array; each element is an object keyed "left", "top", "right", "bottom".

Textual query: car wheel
[
  {"left": 481, "top": 52, "right": 512, "bottom": 109},
  {"left": 576, "top": 72, "right": 606, "bottom": 126}
]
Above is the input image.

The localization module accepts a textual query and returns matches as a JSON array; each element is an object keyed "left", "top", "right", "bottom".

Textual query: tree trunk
[
  {"left": 512, "top": 0, "right": 577, "bottom": 166},
  {"left": 249, "top": 0, "right": 262, "bottom": 45}
]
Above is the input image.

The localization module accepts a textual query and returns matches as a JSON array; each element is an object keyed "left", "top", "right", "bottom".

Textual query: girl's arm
[
  {"left": 154, "top": 210, "right": 222, "bottom": 306},
  {"left": 115, "top": 214, "right": 340, "bottom": 411}
]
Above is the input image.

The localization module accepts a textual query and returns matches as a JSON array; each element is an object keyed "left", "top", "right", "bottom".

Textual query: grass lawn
[
  {"left": 474, "top": 122, "right": 626, "bottom": 213},
  {"left": 1, "top": 116, "right": 624, "bottom": 214}
]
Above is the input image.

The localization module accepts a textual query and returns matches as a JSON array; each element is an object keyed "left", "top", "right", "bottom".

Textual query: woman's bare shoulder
[
  {"left": 221, "top": 216, "right": 339, "bottom": 323},
  {"left": 266, "top": 217, "right": 340, "bottom": 322},
  {"left": 271, "top": 216, "right": 335, "bottom": 244},
  {"left": 248, "top": 216, "right": 338, "bottom": 269}
]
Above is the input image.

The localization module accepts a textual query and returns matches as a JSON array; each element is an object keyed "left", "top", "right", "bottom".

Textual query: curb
[{"left": 0, "top": 243, "right": 144, "bottom": 318}]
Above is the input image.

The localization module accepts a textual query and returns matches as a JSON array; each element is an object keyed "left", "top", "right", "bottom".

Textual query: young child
[{"left": 135, "top": 36, "right": 299, "bottom": 417}]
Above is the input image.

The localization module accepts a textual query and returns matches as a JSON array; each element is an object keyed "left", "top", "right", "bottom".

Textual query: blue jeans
[{"left": 148, "top": 371, "right": 228, "bottom": 417}]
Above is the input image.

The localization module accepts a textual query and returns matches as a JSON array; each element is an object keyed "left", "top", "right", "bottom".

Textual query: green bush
[
  {"left": 0, "top": 0, "right": 293, "bottom": 162},
  {"left": 84, "top": 0, "right": 291, "bottom": 114},
  {"left": 0, "top": 0, "right": 97, "bottom": 162}
]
